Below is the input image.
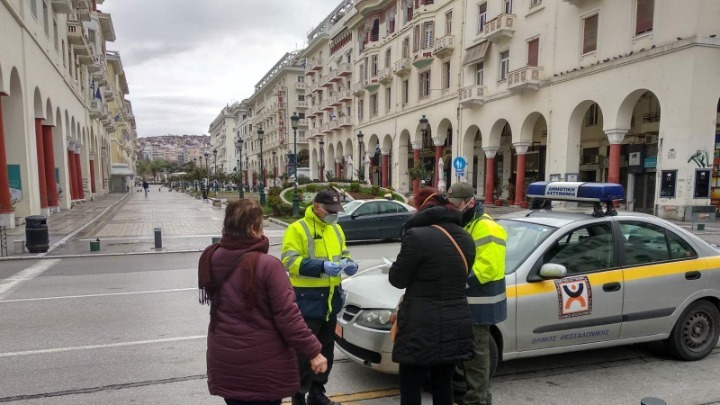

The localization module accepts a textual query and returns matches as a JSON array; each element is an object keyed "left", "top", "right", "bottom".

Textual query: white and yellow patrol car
[{"left": 335, "top": 182, "right": 720, "bottom": 374}]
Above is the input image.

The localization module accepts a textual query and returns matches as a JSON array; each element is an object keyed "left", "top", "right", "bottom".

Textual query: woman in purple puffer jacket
[{"left": 199, "top": 199, "right": 327, "bottom": 405}]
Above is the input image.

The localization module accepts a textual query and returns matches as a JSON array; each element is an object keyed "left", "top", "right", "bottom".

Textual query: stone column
[
  {"left": 381, "top": 152, "right": 389, "bottom": 188},
  {"left": 411, "top": 141, "right": 422, "bottom": 196},
  {"left": 364, "top": 152, "right": 372, "bottom": 185},
  {"left": 0, "top": 96, "right": 15, "bottom": 227},
  {"left": 42, "top": 125, "right": 59, "bottom": 212},
  {"left": 74, "top": 144, "right": 84, "bottom": 200},
  {"left": 484, "top": 147, "right": 498, "bottom": 204},
  {"left": 35, "top": 118, "right": 49, "bottom": 213},
  {"left": 89, "top": 152, "right": 96, "bottom": 194},
  {"left": 67, "top": 143, "right": 77, "bottom": 200},
  {"left": 513, "top": 142, "right": 531, "bottom": 207},
  {"left": 605, "top": 129, "right": 627, "bottom": 185},
  {"left": 433, "top": 138, "right": 444, "bottom": 187}
]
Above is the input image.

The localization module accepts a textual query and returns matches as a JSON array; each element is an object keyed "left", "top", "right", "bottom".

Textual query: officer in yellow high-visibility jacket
[
  {"left": 447, "top": 182, "right": 507, "bottom": 405},
  {"left": 281, "top": 189, "right": 355, "bottom": 405}
]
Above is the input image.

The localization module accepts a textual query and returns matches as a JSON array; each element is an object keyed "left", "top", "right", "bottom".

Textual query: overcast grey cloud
[{"left": 102, "top": 0, "right": 341, "bottom": 137}]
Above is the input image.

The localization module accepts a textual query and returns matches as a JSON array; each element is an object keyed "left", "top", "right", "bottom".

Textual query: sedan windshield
[{"left": 497, "top": 219, "right": 556, "bottom": 274}]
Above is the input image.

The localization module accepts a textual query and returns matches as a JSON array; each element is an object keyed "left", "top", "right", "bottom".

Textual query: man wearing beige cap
[{"left": 446, "top": 182, "right": 507, "bottom": 405}]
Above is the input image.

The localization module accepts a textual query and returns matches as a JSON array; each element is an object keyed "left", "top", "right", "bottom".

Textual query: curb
[{"left": 268, "top": 217, "right": 290, "bottom": 228}]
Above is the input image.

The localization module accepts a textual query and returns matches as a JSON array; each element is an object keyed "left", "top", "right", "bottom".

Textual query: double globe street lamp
[
  {"left": 234, "top": 136, "right": 244, "bottom": 199},
  {"left": 257, "top": 127, "right": 265, "bottom": 206},
  {"left": 357, "top": 131, "right": 364, "bottom": 183}
]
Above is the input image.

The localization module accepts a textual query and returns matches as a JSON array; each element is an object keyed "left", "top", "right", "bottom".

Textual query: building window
[
  {"left": 386, "top": 87, "right": 392, "bottom": 111},
  {"left": 504, "top": 0, "right": 513, "bottom": 14},
  {"left": 475, "top": 62, "right": 484, "bottom": 85},
  {"left": 298, "top": 95, "right": 305, "bottom": 101},
  {"left": 370, "top": 93, "right": 378, "bottom": 117},
  {"left": 477, "top": 2, "right": 487, "bottom": 34},
  {"left": 53, "top": 18, "right": 58, "bottom": 50},
  {"left": 402, "top": 37, "right": 410, "bottom": 58},
  {"left": 403, "top": 79, "right": 409, "bottom": 105},
  {"left": 635, "top": 0, "right": 654, "bottom": 36},
  {"left": 298, "top": 75, "right": 304, "bottom": 83},
  {"left": 87, "top": 28, "right": 96, "bottom": 46},
  {"left": 42, "top": 0, "right": 49, "bottom": 36},
  {"left": 413, "top": 25, "right": 421, "bottom": 51},
  {"left": 530, "top": 0, "right": 542, "bottom": 8},
  {"left": 582, "top": 14, "right": 599, "bottom": 54},
  {"left": 419, "top": 70, "right": 431, "bottom": 98},
  {"left": 30, "top": 0, "right": 37, "bottom": 18},
  {"left": 385, "top": 48, "right": 391, "bottom": 68},
  {"left": 359, "top": 63, "right": 366, "bottom": 80},
  {"left": 527, "top": 38, "right": 539, "bottom": 66},
  {"left": 371, "top": 55, "right": 378, "bottom": 76},
  {"left": 423, "top": 21, "right": 434, "bottom": 49},
  {"left": 61, "top": 40, "right": 66, "bottom": 66},
  {"left": 358, "top": 99, "right": 364, "bottom": 121},
  {"left": 585, "top": 103, "right": 599, "bottom": 127},
  {"left": 442, "top": 61, "right": 451, "bottom": 89},
  {"left": 445, "top": 10, "right": 453, "bottom": 35},
  {"left": 499, "top": 50, "right": 510, "bottom": 81}
]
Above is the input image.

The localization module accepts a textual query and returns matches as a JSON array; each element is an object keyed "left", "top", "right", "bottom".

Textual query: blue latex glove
[
  {"left": 323, "top": 261, "right": 342, "bottom": 276},
  {"left": 341, "top": 259, "right": 358, "bottom": 276}
]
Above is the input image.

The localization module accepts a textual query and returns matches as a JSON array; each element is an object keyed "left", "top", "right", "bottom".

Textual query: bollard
[
  {"left": 641, "top": 398, "right": 666, "bottom": 405},
  {"left": 154, "top": 227, "right": 162, "bottom": 249}
]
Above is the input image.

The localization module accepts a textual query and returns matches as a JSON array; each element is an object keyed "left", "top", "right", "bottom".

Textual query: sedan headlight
[{"left": 356, "top": 309, "right": 394, "bottom": 330}]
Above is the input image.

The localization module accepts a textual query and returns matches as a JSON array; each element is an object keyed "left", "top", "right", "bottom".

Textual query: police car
[{"left": 335, "top": 182, "right": 720, "bottom": 374}]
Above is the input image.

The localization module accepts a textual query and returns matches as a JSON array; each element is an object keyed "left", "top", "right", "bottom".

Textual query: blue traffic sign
[{"left": 453, "top": 157, "right": 467, "bottom": 171}]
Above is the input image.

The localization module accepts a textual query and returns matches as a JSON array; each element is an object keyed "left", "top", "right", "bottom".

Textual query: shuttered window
[
  {"left": 582, "top": 14, "right": 598, "bottom": 54},
  {"left": 527, "top": 38, "right": 539, "bottom": 66},
  {"left": 635, "top": 0, "right": 654, "bottom": 35}
]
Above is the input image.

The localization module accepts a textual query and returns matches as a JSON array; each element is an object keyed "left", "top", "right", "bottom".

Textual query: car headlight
[{"left": 355, "top": 309, "right": 393, "bottom": 330}]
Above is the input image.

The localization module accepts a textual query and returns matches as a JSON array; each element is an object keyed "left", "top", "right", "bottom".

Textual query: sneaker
[{"left": 292, "top": 393, "right": 307, "bottom": 405}]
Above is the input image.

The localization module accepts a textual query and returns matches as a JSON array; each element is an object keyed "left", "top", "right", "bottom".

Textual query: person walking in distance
[
  {"left": 142, "top": 179, "right": 149, "bottom": 197},
  {"left": 281, "top": 189, "right": 358, "bottom": 405},
  {"left": 199, "top": 200, "right": 327, "bottom": 405},
  {"left": 447, "top": 183, "right": 507, "bottom": 405}
]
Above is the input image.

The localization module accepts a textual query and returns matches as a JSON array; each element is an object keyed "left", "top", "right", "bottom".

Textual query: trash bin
[{"left": 25, "top": 215, "right": 49, "bottom": 253}]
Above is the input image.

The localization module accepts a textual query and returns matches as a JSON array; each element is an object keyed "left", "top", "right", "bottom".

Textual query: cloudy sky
[{"left": 102, "top": 0, "right": 341, "bottom": 137}]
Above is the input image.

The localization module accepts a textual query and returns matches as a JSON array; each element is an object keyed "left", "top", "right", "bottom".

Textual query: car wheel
[{"left": 664, "top": 300, "right": 720, "bottom": 361}]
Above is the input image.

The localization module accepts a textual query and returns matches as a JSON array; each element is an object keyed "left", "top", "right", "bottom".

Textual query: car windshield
[
  {"left": 497, "top": 219, "right": 556, "bottom": 274},
  {"left": 342, "top": 200, "right": 364, "bottom": 214}
]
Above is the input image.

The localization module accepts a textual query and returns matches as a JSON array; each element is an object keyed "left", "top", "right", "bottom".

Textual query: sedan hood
[{"left": 342, "top": 264, "right": 403, "bottom": 309}]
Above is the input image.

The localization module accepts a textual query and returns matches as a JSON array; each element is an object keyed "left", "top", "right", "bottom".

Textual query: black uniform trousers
[{"left": 297, "top": 316, "right": 337, "bottom": 394}]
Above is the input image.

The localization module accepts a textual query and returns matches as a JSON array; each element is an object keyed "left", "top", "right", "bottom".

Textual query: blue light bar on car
[{"left": 526, "top": 182, "right": 625, "bottom": 203}]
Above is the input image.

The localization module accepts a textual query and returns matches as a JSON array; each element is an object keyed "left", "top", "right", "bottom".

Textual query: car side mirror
[
  {"left": 351, "top": 213, "right": 360, "bottom": 219},
  {"left": 538, "top": 263, "right": 568, "bottom": 280}
]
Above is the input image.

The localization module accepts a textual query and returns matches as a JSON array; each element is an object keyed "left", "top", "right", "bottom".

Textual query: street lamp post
[
  {"left": 213, "top": 149, "right": 217, "bottom": 174},
  {"left": 272, "top": 150, "right": 277, "bottom": 188},
  {"left": 319, "top": 136, "right": 325, "bottom": 182},
  {"left": 235, "top": 136, "right": 244, "bottom": 198},
  {"left": 204, "top": 151, "right": 210, "bottom": 198},
  {"left": 257, "top": 127, "right": 266, "bottom": 206},
  {"left": 419, "top": 115, "right": 429, "bottom": 188},
  {"left": 357, "top": 131, "right": 364, "bottom": 182},
  {"left": 290, "top": 113, "right": 300, "bottom": 217}
]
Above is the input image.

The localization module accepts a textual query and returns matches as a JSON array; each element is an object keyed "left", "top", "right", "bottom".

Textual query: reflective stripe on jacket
[
  {"left": 465, "top": 210, "right": 508, "bottom": 325},
  {"left": 281, "top": 206, "right": 350, "bottom": 320}
]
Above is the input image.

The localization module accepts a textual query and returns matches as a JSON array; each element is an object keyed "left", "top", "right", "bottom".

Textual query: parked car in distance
[
  {"left": 338, "top": 199, "right": 414, "bottom": 242},
  {"left": 335, "top": 182, "right": 720, "bottom": 374}
]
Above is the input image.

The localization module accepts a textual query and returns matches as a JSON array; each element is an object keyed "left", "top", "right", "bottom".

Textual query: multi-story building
[
  {"left": 209, "top": 102, "right": 242, "bottom": 174},
  {"left": 0, "top": 0, "right": 136, "bottom": 228},
  {"left": 231, "top": 101, "right": 252, "bottom": 185},
  {"left": 209, "top": 0, "right": 720, "bottom": 219},
  {"left": 245, "top": 51, "right": 308, "bottom": 187}
]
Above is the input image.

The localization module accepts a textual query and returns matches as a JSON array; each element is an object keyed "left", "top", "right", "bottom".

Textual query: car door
[
  {"left": 347, "top": 201, "right": 382, "bottom": 240},
  {"left": 515, "top": 221, "right": 624, "bottom": 352},
  {"left": 378, "top": 201, "right": 408, "bottom": 239},
  {"left": 617, "top": 220, "right": 707, "bottom": 339}
]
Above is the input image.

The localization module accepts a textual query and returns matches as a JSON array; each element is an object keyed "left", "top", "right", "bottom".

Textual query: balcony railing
[
  {"left": 379, "top": 67, "right": 393, "bottom": 84},
  {"left": 352, "top": 81, "right": 365, "bottom": 96},
  {"left": 51, "top": 0, "right": 72, "bottom": 13},
  {"left": 433, "top": 35, "right": 455, "bottom": 58},
  {"left": 336, "top": 63, "right": 352, "bottom": 77},
  {"left": 458, "top": 85, "right": 487, "bottom": 107},
  {"left": 484, "top": 14, "right": 516, "bottom": 42},
  {"left": 296, "top": 100, "right": 309, "bottom": 109},
  {"left": 67, "top": 21, "right": 85, "bottom": 45},
  {"left": 295, "top": 82, "right": 307, "bottom": 91},
  {"left": 337, "top": 116, "right": 352, "bottom": 127},
  {"left": 336, "top": 89, "right": 352, "bottom": 103},
  {"left": 297, "top": 119, "right": 308, "bottom": 127},
  {"left": 394, "top": 58, "right": 411, "bottom": 76},
  {"left": 89, "top": 99, "right": 103, "bottom": 119},
  {"left": 507, "top": 66, "right": 542, "bottom": 92}
]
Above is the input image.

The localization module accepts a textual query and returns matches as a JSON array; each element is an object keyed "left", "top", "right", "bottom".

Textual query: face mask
[{"left": 323, "top": 214, "right": 339, "bottom": 225}]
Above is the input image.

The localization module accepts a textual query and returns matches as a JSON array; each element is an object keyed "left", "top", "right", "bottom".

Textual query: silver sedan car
[{"left": 335, "top": 208, "right": 720, "bottom": 374}]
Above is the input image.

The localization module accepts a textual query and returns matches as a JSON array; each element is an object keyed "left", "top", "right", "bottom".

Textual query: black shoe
[
  {"left": 292, "top": 393, "right": 307, "bottom": 405},
  {"left": 307, "top": 389, "right": 341, "bottom": 405}
]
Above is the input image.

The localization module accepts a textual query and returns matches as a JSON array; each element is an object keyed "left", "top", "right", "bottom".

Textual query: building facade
[
  {"left": 1, "top": 0, "right": 137, "bottom": 228},
  {"left": 210, "top": 0, "right": 720, "bottom": 219}
]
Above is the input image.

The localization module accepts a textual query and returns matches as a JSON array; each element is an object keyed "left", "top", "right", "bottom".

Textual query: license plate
[{"left": 335, "top": 323, "right": 343, "bottom": 339}]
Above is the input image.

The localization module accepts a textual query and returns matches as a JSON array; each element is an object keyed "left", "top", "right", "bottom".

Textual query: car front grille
[
  {"left": 335, "top": 337, "right": 382, "bottom": 364},
  {"left": 342, "top": 305, "right": 361, "bottom": 322}
]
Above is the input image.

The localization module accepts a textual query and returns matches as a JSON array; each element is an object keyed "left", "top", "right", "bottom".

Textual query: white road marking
[
  {"left": 0, "top": 335, "right": 207, "bottom": 358},
  {"left": 0, "top": 287, "right": 196, "bottom": 303},
  {"left": 0, "top": 259, "right": 61, "bottom": 300}
]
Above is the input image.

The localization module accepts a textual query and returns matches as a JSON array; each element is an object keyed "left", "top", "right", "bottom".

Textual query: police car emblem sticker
[{"left": 554, "top": 276, "right": 592, "bottom": 319}]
